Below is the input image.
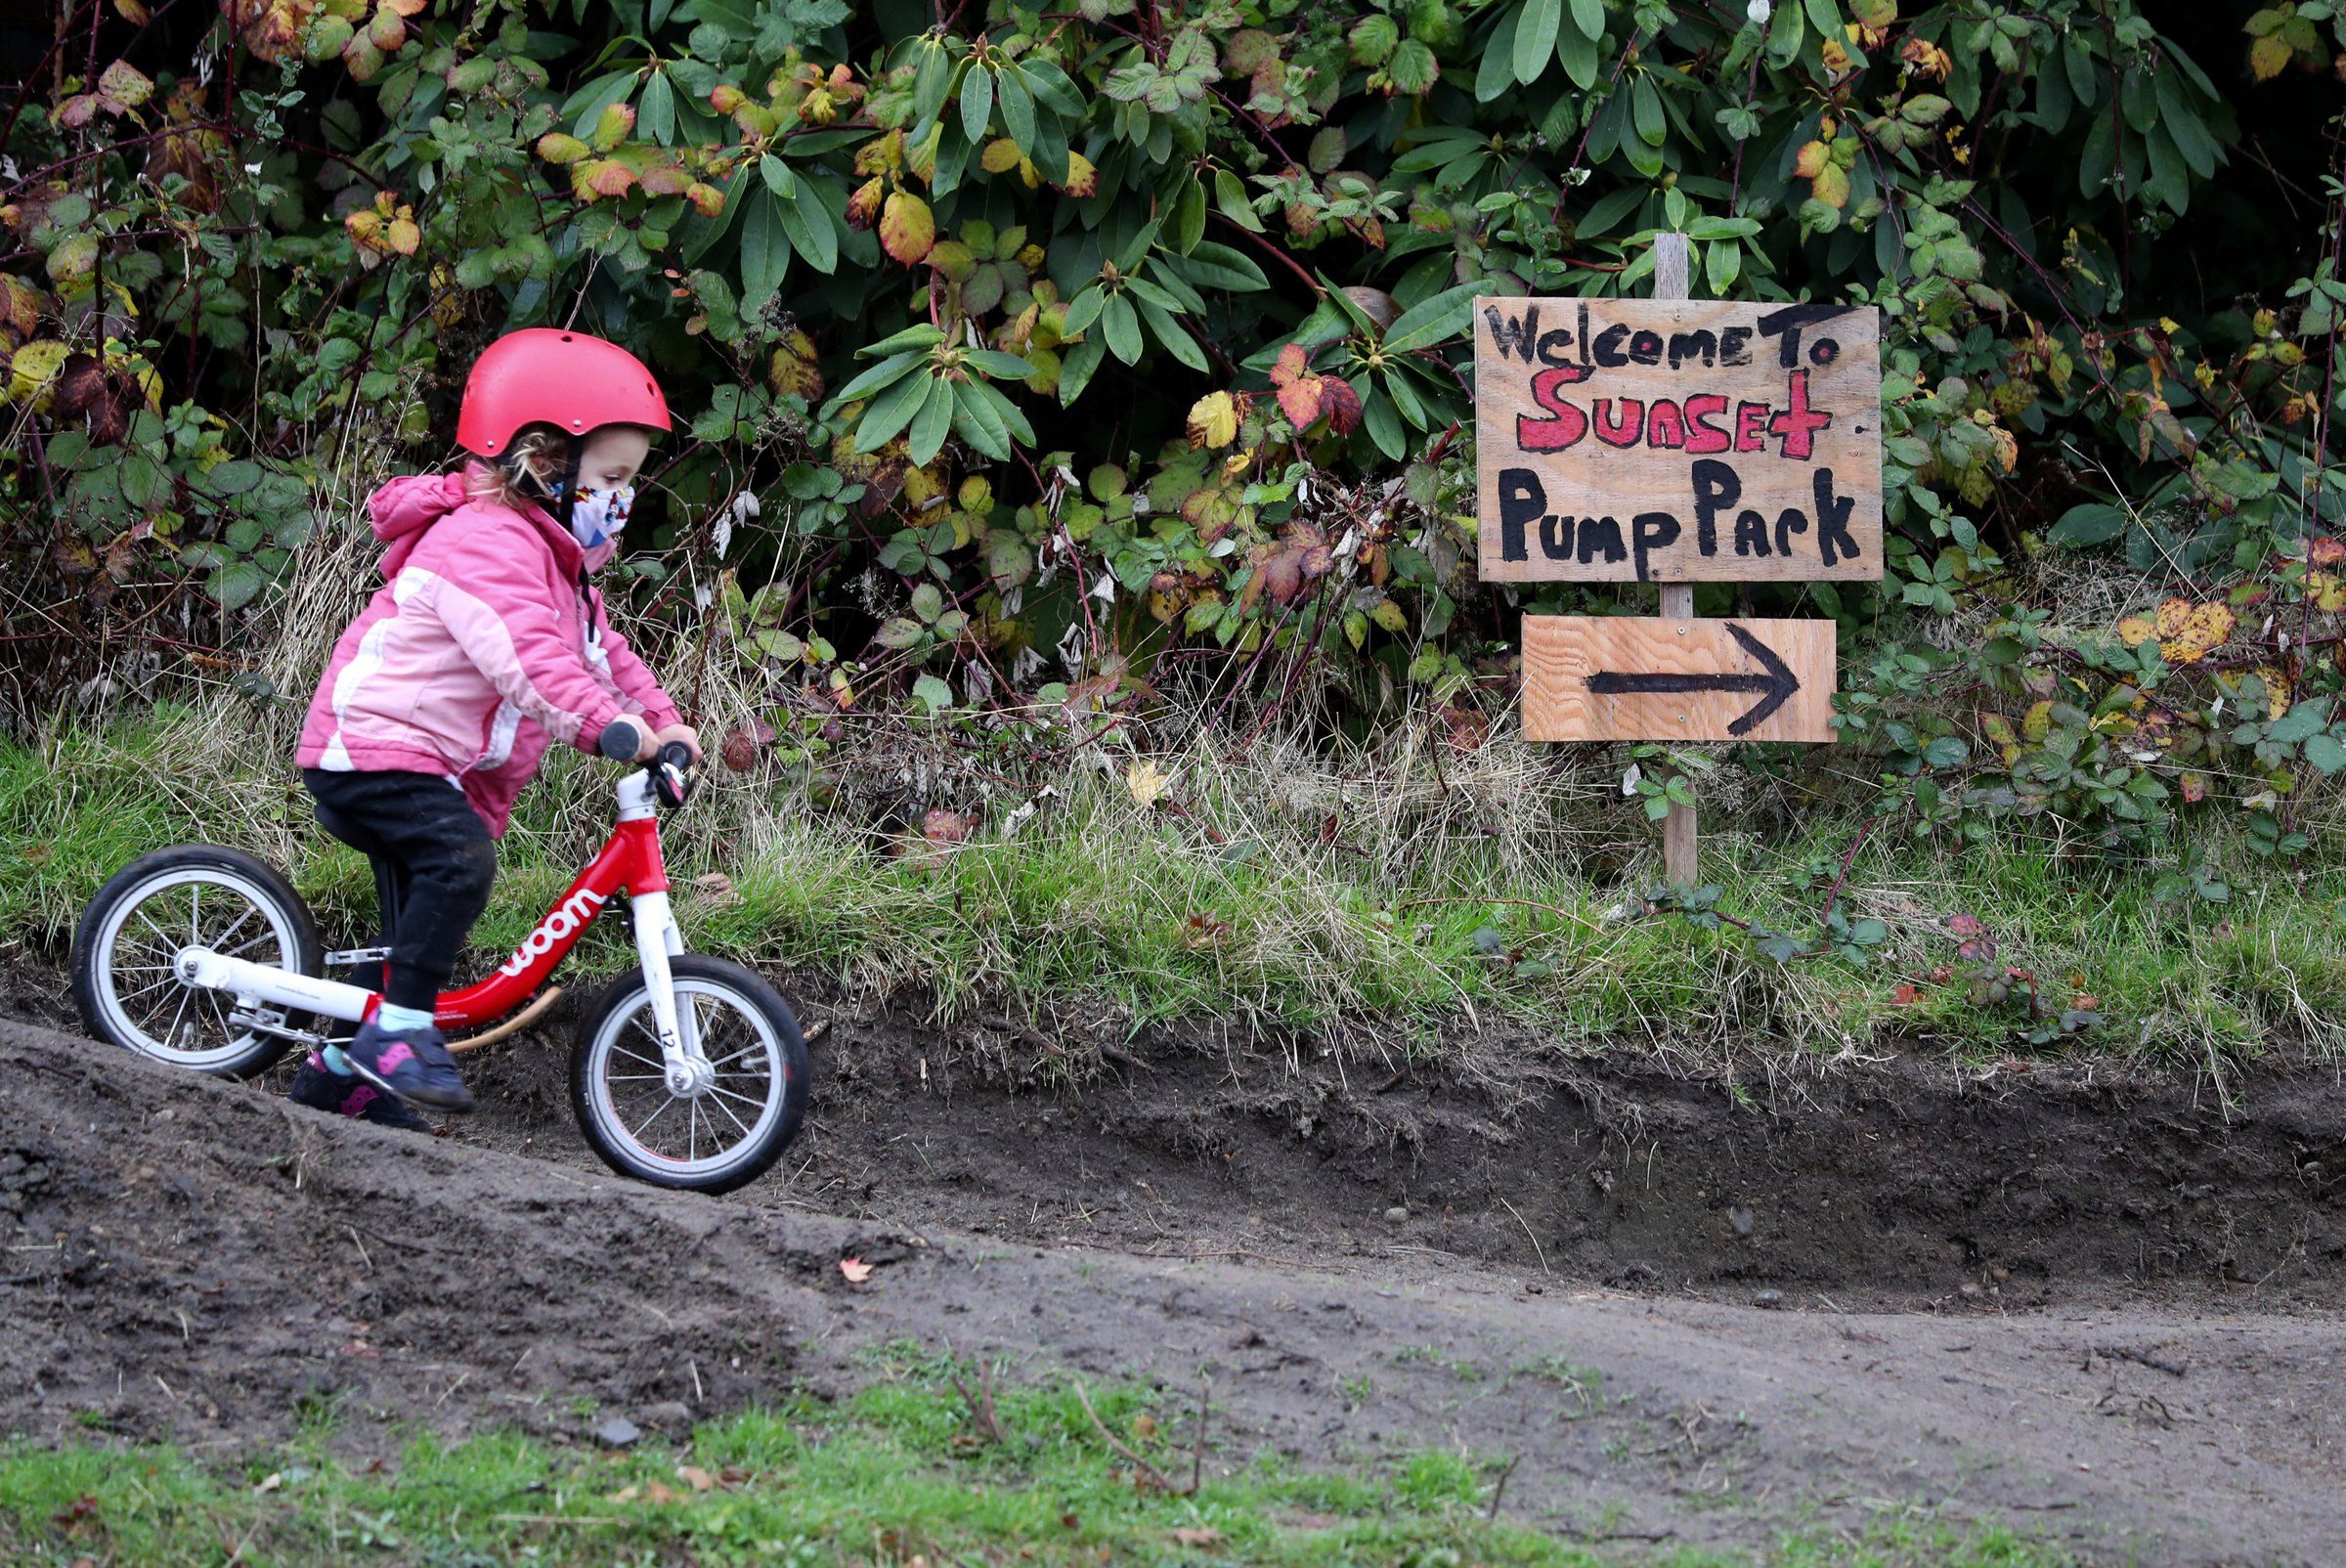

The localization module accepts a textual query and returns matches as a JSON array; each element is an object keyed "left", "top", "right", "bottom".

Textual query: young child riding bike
[{"left": 287, "top": 328, "right": 701, "bottom": 1129}]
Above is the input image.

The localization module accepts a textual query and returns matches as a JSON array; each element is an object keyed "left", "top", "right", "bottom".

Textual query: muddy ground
[{"left": 4, "top": 973, "right": 2345, "bottom": 1565}]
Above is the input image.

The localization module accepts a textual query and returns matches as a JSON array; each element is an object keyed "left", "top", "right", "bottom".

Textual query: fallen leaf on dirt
[
  {"left": 606, "top": 1484, "right": 640, "bottom": 1503},
  {"left": 1890, "top": 982, "right": 1921, "bottom": 1006},
  {"left": 644, "top": 1479, "right": 679, "bottom": 1504},
  {"left": 1180, "top": 912, "right": 1231, "bottom": 949},
  {"left": 252, "top": 1473, "right": 282, "bottom": 1495},
  {"left": 840, "top": 1257, "right": 875, "bottom": 1284},
  {"left": 1172, "top": 1527, "right": 1225, "bottom": 1547},
  {"left": 675, "top": 1465, "right": 716, "bottom": 1493}
]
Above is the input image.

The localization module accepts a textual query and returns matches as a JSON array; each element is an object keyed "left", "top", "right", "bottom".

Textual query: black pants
[{"left": 302, "top": 769, "right": 497, "bottom": 1012}]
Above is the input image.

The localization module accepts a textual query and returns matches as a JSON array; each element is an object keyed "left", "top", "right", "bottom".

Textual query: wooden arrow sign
[{"left": 1522, "top": 616, "right": 1836, "bottom": 744}]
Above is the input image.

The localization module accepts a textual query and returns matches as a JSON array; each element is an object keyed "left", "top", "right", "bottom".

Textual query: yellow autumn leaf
[
  {"left": 880, "top": 189, "right": 935, "bottom": 265},
  {"left": 1187, "top": 389, "right": 1239, "bottom": 450},
  {"left": 1057, "top": 151, "right": 1098, "bottom": 197},
  {"left": 2021, "top": 700, "right": 2053, "bottom": 744},
  {"left": 2114, "top": 616, "right": 2156, "bottom": 646},
  {"left": 1125, "top": 759, "right": 1170, "bottom": 808},
  {"left": 6, "top": 339, "right": 69, "bottom": 410},
  {"left": 768, "top": 327, "right": 824, "bottom": 401},
  {"left": 2307, "top": 570, "right": 2346, "bottom": 613},
  {"left": 2255, "top": 665, "right": 2291, "bottom": 719},
  {"left": 2249, "top": 33, "right": 2292, "bottom": 82},
  {"left": 2150, "top": 598, "right": 2235, "bottom": 665}
]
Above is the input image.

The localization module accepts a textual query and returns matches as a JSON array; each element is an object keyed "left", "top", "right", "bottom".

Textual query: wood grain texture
[
  {"left": 1474, "top": 298, "right": 1883, "bottom": 584},
  {"left": 1522, "top": 616, "right": 1837, "bottom": 744}
]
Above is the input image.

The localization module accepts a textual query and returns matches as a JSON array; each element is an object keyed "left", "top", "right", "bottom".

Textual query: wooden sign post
[{"left": 1474, "top": 241, "right": 1884, "bottom": 885}]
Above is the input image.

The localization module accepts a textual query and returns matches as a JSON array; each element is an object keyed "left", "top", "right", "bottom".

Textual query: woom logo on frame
[{"left": 498, "top": 888, "right": 609, "bottom": 978}]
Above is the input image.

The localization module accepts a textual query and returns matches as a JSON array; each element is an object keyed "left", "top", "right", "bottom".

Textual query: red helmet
[{"left": 455, "top": 327, "right": 671, "bottom": 457}]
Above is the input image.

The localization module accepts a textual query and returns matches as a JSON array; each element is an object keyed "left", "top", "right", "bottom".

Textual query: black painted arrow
[{"left": 1586, "top": 623, "right": 1801, "bottom": 737}]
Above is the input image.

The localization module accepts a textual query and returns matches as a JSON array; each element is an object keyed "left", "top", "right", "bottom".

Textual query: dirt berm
[{"left": 3, "top": 1016, "right": 2344, "bottom": 1565}]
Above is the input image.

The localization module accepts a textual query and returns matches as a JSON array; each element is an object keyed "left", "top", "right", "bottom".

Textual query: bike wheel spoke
[
  {"left": 687, "top": 1100, "right": 700, "bottom": 1163},
  {"left": 209, "top": 905, "right": 256, "bottom": 953},
  {"left": 628, "top": 1093, "right": 677, "bottom": 1144},
  {"left": 162, "top": 982, "right": 195, "bottom": 1052},
  {"left": 116, "top": 974, "right": 182, "bottom": 1005},
  {"left": 611, "top": 1043, "right": 667, "bottom": 1073},
  {"left": 710, "top": 1095, "right": 752, "bottom": 1140}
]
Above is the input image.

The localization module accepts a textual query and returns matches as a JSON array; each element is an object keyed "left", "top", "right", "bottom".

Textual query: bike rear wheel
[
  {"left": 70, "top": 845, "right": 322, "bottom": 1077},
  {"left": 569, "top": 954, "right": 811, "bottom": 1194}
]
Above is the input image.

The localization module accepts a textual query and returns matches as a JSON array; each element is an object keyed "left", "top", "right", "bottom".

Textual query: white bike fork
[{"left": 630, "top": 889, "right": 709, "bottom": 1097}]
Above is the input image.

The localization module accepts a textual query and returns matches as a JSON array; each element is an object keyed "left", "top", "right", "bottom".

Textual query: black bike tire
[{"left": 568, "top": 953, "right": 811, "bottom": 1195}]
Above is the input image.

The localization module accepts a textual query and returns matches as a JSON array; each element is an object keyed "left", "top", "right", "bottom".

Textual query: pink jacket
[{"left": 297, "top": 469, "right": 682, "bottom": 837}]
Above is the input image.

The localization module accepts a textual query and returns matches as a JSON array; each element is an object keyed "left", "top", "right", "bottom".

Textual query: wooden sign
[
  {"left": 1474, "top": 298, "right": 1883, "bottom": 584},
  {"left": 1521, "top": 616, "right": 1835, "bottom": 743}
]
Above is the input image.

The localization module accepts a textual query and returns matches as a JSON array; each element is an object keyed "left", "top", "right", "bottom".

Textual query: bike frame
[{"left": 174, "top": 769, "right": 706, "bottom": 1086}]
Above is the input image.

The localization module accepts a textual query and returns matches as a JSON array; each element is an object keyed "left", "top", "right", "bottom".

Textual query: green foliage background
[{"left": 6, "top": 0, "right": 2346, "bottom": 896}]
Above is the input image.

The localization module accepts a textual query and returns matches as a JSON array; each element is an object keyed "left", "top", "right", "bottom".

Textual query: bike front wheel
[{"left": 569, "top": 954, "right": 811, "bottom": 1194}]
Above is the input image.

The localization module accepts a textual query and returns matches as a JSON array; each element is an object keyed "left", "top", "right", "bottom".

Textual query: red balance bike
[{"left": 69, "top": 719, "right": 810, "bottom": 1194}]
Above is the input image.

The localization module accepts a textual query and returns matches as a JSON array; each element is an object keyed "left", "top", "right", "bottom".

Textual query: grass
[
  {"left": 0, "top": 1362, "right": 2078, "bottom": 1567},
  {"left": 5, "top": 702, "right": 2344, "bottom": 1067}
]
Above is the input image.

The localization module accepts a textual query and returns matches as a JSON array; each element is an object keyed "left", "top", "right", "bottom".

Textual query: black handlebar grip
[{"left": 599, "top": 717, "right": 645, "bottom": 762}]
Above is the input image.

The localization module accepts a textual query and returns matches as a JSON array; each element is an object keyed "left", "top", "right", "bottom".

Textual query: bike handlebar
[
  {"left": 597, "top": 719, "right": 699, "bottom": 808},
  {"left": 599, "top": 716, "right": 647, "bottom": 762}
]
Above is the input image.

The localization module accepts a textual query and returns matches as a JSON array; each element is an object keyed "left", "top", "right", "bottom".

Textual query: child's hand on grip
[{"left": 653, "top": 723, "right": 702, "bottom": 764}]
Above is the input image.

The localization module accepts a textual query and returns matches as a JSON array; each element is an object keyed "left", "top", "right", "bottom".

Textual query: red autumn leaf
[
  {"left": 1890, "top": 982, "right": 1921, "bottom": 1006},
  {"left": 1317, "top": 374, "right": 1364, "bottom": 435},
  {"left": 1269, "top": 343, "right": 1326, "bottom": 428},
  {"left": 1945, "top": 913, "right": 1983, "bottom": 936},
  {"left": 839, "top": 1257, "right": 874, "bottom": 1284},
  {"left": 577, "top": 159, "right": 637, "bottom": 198}
]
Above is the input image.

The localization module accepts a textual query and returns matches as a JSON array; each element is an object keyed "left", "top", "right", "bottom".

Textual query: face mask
[{"left": 565, "top": 485, "right": 634, "bottom": 551}]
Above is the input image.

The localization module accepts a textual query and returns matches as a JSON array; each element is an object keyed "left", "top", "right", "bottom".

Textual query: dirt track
[{"left": 5, "top": 1014, "right": 2345, "bottom": 1564}]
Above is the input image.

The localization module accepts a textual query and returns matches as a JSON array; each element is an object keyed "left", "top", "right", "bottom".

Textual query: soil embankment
[{"left": 4, "top": 1010, "right": 2344, "bottom": 1564}]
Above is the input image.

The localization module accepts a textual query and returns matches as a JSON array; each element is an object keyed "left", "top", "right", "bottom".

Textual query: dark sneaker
[
  {"left": 286, "top": 1055, "right": 436, "bottom": 1133},
  {"left": 342, "top": 1020, "right": 475, "bottom": 1113}
]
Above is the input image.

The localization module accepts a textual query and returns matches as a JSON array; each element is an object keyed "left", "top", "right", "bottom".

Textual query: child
[{"left": 286, "top": 328, "right": 700, "bottom": 1126}]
